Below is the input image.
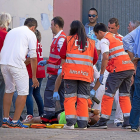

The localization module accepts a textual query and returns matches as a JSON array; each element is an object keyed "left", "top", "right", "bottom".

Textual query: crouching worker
[{"left": 59, "top": 20, "right": 98, "bottom": 129}]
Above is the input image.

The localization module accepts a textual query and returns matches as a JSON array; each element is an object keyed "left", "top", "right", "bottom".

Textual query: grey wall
[{"left": 82, "top": 0, "right": 140, "bottom": 36}]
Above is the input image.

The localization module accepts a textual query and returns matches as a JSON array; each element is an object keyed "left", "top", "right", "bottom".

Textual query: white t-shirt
[
  {"left": 0, "top": 26, "right": 37, "bottom": 68},
  {"left": 96, "top": 38, "right": 110, "bottom": 55},
  {"left": 90, "top": 65, "right": 100, "bottom": 87}
]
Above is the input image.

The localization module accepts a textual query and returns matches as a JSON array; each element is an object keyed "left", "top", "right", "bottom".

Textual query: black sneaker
[
  {"left": 122, "top": 116, "right": 131, "bottom": 129},
  {"left": 90, "top": 118, "right": 108, "bottom": 129},
  {"left": 90, "top": 122, "right": 107, "bottom": 129}
]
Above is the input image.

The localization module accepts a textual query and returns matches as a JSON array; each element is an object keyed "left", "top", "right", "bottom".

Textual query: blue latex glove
[
  {"left": 57, "top": 68, "right": 62, "bottom": 75},
  {"left": 90, "top": 89, "right": 96, "bottom": 98},
  {"left": 99, "top": 74, "right": 104, "bottom": 85},
  {"left": 38, "top": 60, "right": 47, "bottom": 66},
  {"left": 53, "top": 91, "right": 60, "bottom": 100}
]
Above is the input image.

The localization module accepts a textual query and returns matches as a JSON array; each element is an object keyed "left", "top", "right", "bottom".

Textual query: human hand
[
  {"left": 32, "top": 78, "right": 39, "bottom": 88},
  {"left": 57, "top": 68, "right": 62, "bottom": 75},
  {"left": 99, "top": 74, "right": 104, "bottom": 85},
  {"left": 90, "top": 89, "right": 96, "bottom": 98},
  {"left": 93, "top": 109, "right": 100, "bottom": 115},
  {"left": 38, "top": 60, "right": 47, "bottom": 66},
  {"left": 53, "top": 91, "right": 60, "bottom": 100},
  {"left": 130, "top": 75, "right": 134, "bottom": 86}
]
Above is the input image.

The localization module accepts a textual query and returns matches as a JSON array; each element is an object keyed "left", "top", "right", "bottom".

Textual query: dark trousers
[
  {"left": 43, "top": 74, "right": 64, "bottom": 119},
  {"left": 130, "top": 61, "right": 140, "bottom": 129}
]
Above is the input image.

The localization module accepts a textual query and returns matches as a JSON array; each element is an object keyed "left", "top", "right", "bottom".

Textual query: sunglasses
[{"left": 88, "top": 14, "right": 97, "bottom": 18}]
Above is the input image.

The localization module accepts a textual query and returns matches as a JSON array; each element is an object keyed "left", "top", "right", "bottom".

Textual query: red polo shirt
[
  {"left": 0, "top": 28, "right": 7, "bottom": 52},
  {"left": 60, "top": 38, "right": 98, "bottom": 65}
]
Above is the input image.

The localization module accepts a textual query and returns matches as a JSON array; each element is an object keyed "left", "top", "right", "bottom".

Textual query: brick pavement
[{"left": 0, "top": 124, "right": 139, "bottom": 140}]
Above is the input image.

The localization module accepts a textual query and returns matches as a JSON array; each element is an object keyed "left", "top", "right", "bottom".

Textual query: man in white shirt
[{"left": 0, "top": 18, "right": 39, "bottom": 128}]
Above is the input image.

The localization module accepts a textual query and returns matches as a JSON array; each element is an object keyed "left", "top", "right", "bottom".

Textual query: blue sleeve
[{"left": 123, "top": 29, "right": 137, "bottom": 53}]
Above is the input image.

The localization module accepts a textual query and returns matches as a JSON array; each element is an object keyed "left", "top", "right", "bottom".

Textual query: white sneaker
[
  {"left": 63, "top": 124, "right": 74, "bottom": 129},
  {"left": 22, "top": 115, "right": 33, "bottom": 123}
]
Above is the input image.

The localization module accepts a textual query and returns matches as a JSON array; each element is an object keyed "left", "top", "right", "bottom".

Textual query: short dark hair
[
  {"left": 94, "top": 23, "right": 108, "bottom": 33},
  {"left": 108, "top": 18, "right": 119, "bottom": 26},
  {"left": 52, "top": 16, "right": 64, "bottom": 28},
  {"left": 24, "top": 18, "right": 38, "bottom": 28},
  {"left": 35, "top": 29, "right": 41, "bottom": 43},
  {"left": 89, "top": 8, "right": 98, "bottom": 15}
]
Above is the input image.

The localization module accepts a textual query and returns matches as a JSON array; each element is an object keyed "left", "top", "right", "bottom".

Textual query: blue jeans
[
  {"left": 130, "top": 61, "right": 140, "bottom": 129},
  {"left": 0, "top": 68, "right": 5, "bottom": 127},
  {"left": 26, "top": 78, "right": 44, "bottom": 116}
]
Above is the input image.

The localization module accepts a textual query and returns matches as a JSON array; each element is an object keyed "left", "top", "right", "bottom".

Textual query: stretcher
[{"left": 24, "top": 123, "right": 64, "bottom": 129}]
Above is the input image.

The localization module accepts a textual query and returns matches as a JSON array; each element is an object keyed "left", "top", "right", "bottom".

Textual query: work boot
[
  {"left": 90, "top": 117, "right": 109, "bottom": 129},
  {"left": 122, "top": 116, "right": 131, "bottom": 129}
]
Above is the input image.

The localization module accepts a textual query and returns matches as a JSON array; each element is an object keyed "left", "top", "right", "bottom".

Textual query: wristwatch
[{"left": 59, "top": 66, "right": 62, "bottom": 69}]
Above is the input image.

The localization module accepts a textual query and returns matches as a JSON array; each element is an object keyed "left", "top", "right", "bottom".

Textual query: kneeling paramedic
[{"left": 91, "top": 23, "right": 134, "bottom": 129}]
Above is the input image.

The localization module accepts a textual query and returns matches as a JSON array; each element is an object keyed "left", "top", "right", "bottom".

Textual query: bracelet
[
  {"left": 131, "top": 57, "right": 135, "bottom": 62},
  {"left": 91, "top": 109, "right": 94, "bottom": 113}
]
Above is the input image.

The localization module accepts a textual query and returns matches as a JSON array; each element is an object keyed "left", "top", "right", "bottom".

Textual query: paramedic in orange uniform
[
  {"left": 91, "top": 23, "right": 134, "bottom": 129},
  {"left": 59, "top": 20, "right": 98, "bottom": 129}
]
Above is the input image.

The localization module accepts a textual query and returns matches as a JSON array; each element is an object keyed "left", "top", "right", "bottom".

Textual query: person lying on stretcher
[{"left": 22, "top": 107, "right": 100, "bottom": 128}]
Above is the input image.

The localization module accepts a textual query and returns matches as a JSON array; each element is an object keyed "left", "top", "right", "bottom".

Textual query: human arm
[
  {"left": 100, "top": 39, "right": 109, "bottom": 75},
  {"left": 53, "top": 37, "right": 66, "bottom": 100},
  {"left": 59, "top": 39, "right": 67, "bottom": 59},
  {"left": 100, "top": 52, "right": 109, "bottom": 75},
  {"left": 28, "top": 33, "right": 39, "bottom": 88},
  {"left": 93, "top": 78, "right": 100, "bottom": 91},
  {"left": 92, "top": 65, "right": 101, "bottom": 91},
  {"left": 30, "top": 57, "right": 39, "bottom": 88},
  {"left": 57, "top": 37, "right": 65, "bottom": 52},
  {"left": 97, "top": 50, "right": 101, "bottom": 57},
  {"left": 123, "top": 28, "right": 137, "bottom": 53},
  {"left": 98, "top": 39, "right": 109, "bottom": 84}
]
